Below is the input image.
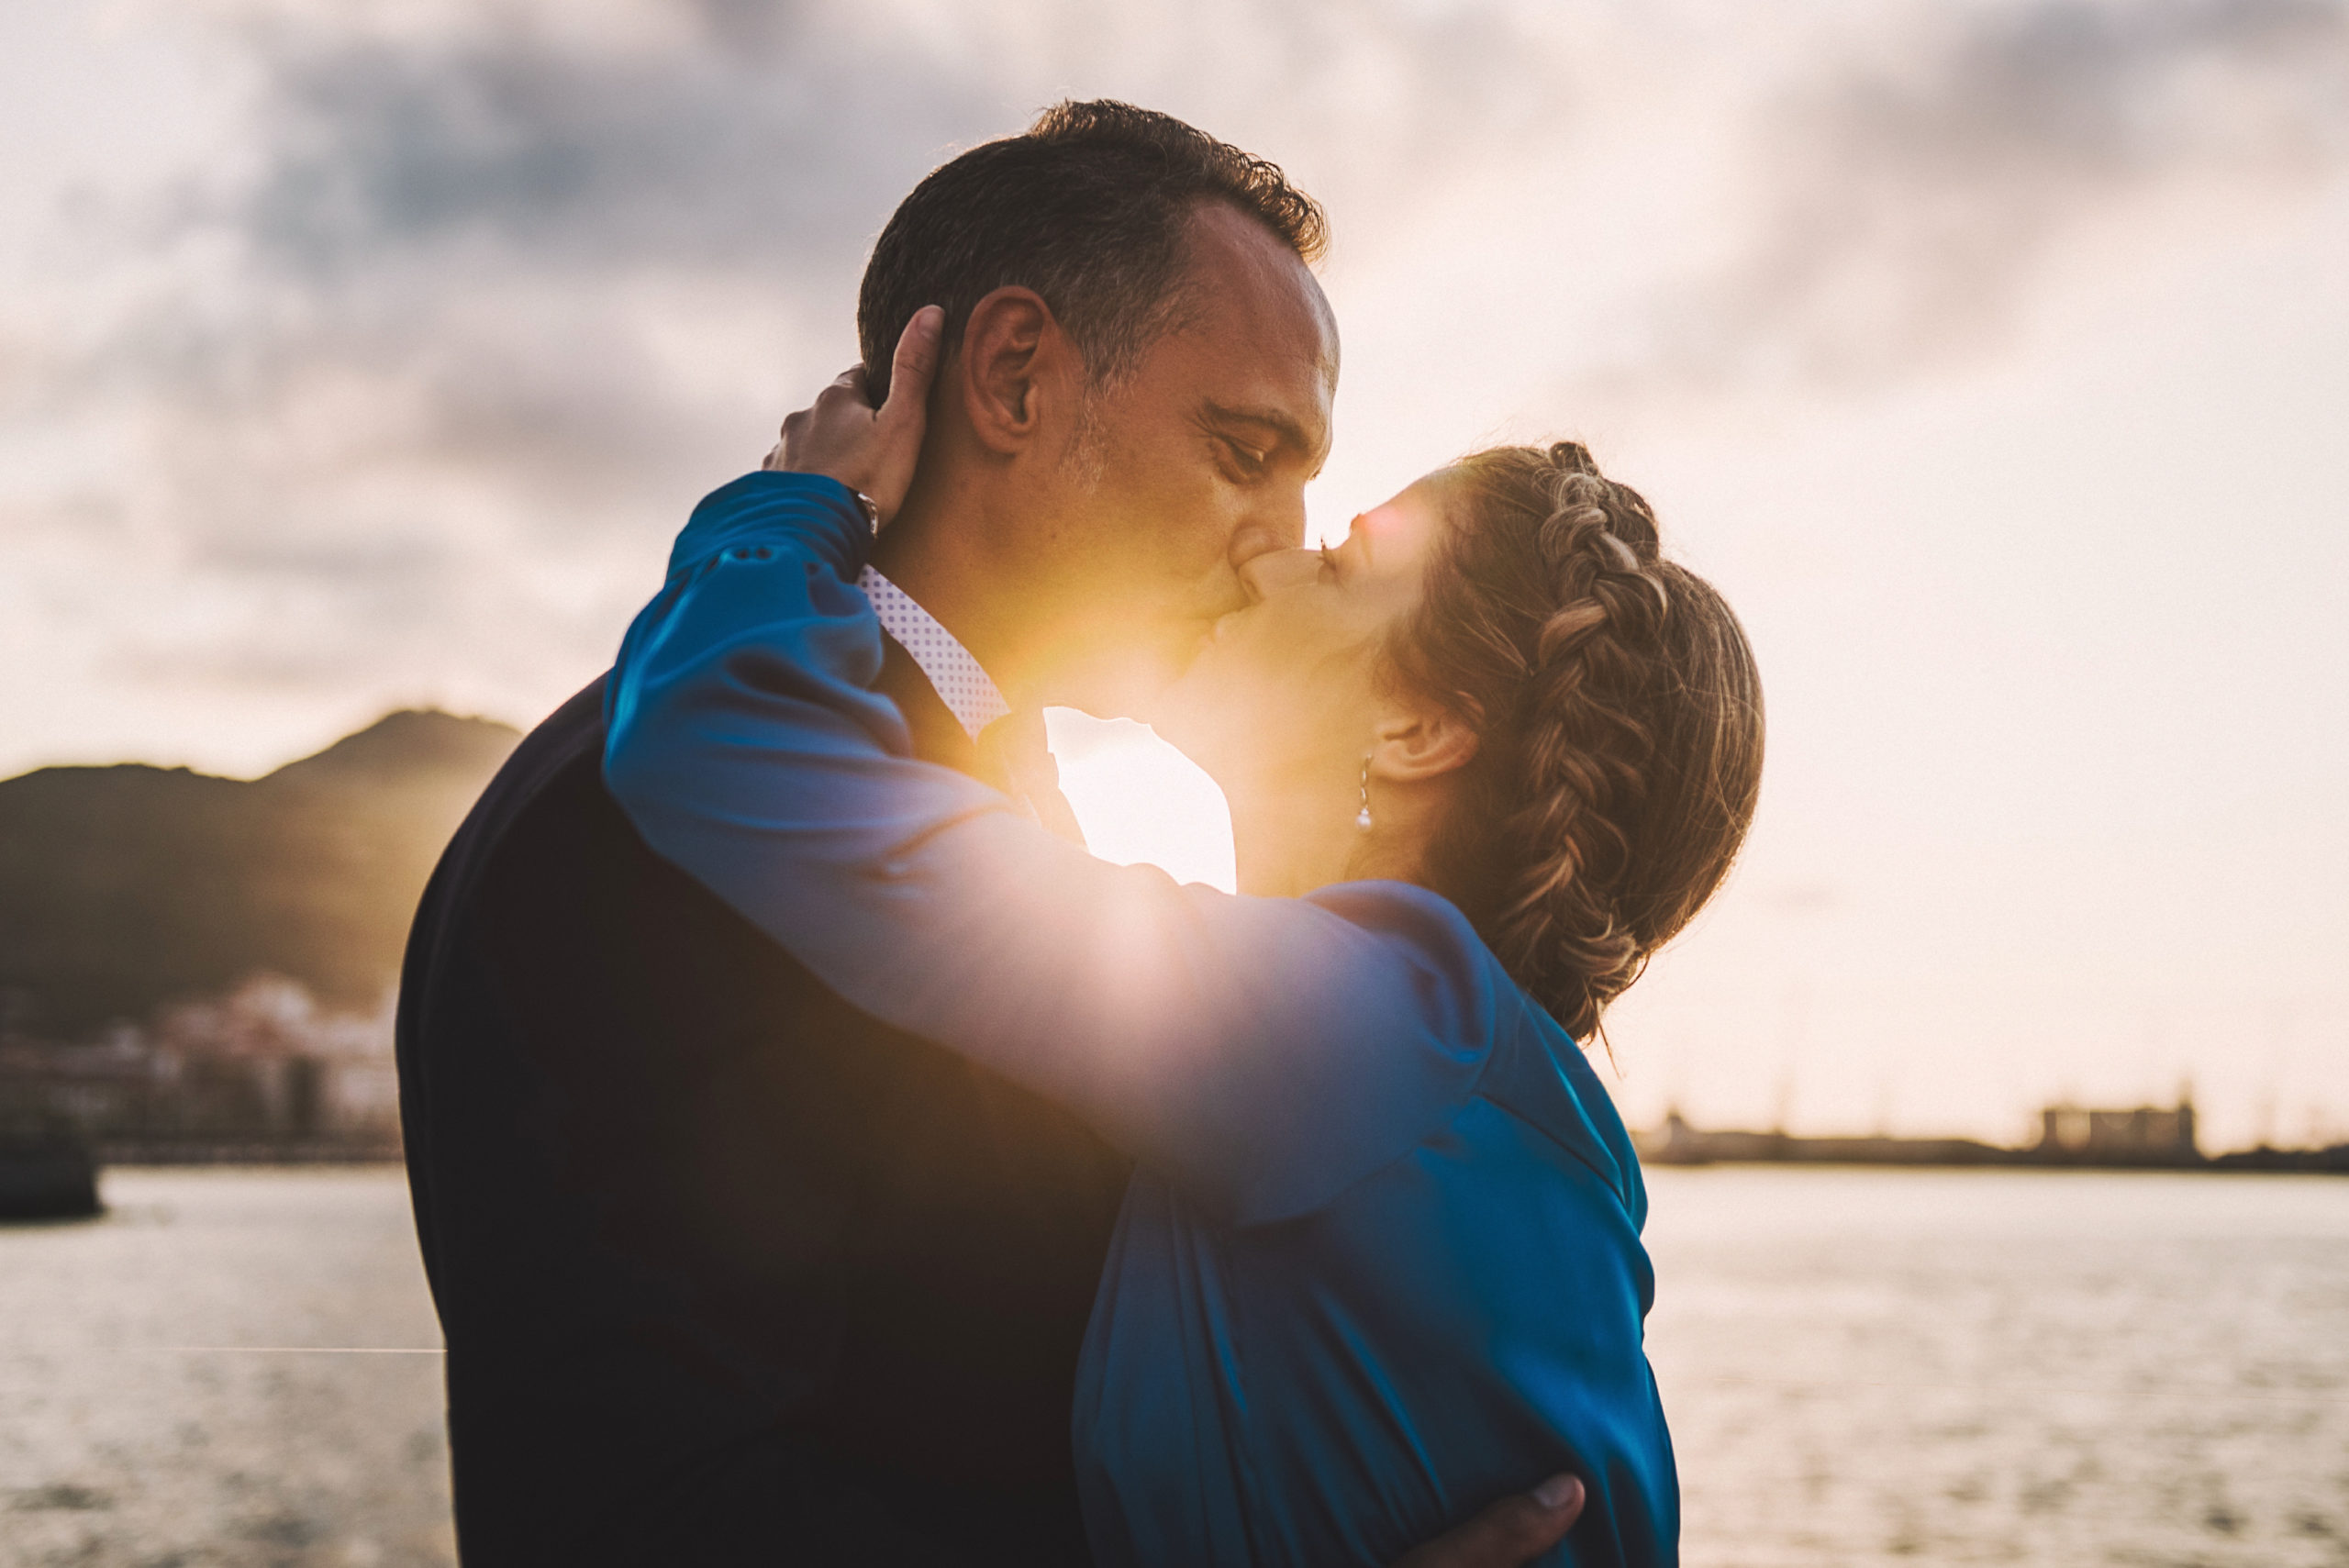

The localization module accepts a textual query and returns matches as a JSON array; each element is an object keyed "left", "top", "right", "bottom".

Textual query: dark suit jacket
[{"left": 395, "top": 646, "right": 1130, "bottom": 1565}]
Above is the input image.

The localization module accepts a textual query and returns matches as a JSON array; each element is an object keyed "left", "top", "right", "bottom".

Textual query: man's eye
[{"left": 1223, "top": 439, "right": 1269, "bottom": 478}]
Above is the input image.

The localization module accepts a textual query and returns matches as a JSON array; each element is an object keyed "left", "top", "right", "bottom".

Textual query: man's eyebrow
[{"left": 1200, "top": 400, "right": 1327, "bottom": 462}]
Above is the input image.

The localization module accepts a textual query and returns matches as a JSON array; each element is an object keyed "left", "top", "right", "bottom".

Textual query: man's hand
[
  {"left": 1391, "top": 1473, "right": 1585, "bottom": 1568},
  {"left": 763, "top": 304, "right": 943, "bottom": 528}
]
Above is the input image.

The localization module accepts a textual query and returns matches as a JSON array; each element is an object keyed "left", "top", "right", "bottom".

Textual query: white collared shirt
[
  {"left": 856, "top": 566, "right": 1010, "bottom": 742},
  {"left": 854, "top": 566, "right": 1085, "bottom": 844}
]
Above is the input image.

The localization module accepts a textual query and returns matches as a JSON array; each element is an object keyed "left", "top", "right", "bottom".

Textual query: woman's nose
[{"left": 1236, "top": 548, "right": 1321, "bottom": 604}]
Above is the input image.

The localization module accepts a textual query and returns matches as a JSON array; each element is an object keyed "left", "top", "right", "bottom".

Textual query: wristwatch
[{"left": 850, "top": 489, "right": 883, "bottom": 534}]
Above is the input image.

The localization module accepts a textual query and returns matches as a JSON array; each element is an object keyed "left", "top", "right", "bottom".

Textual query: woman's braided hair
[{"left": 1385, "top": 442, "right": 1765, "bottom": 1042}]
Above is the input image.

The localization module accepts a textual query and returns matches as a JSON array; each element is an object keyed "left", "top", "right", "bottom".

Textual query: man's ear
[
  {"left": 954, "top": 286, "right": 1063, "bottom": 457},
  {"left": 1369, "top": 701, "right": 1480, "bottom": 784}
]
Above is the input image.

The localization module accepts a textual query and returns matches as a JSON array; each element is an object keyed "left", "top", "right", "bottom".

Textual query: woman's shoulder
[
  {"left": 1297, "top": 877, "right": 1490, "bottom": 960},
  {"left": 1292, "top": 878, "right": 1647, "bottom": 1220},
  {"left": 1475, "top": 963, "right": 1651, "bottom": 1228}
]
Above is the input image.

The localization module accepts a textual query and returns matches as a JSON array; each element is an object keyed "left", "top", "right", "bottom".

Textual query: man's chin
[{"left": 1052, "top": 631, "right": 1210, "bottom": 725}]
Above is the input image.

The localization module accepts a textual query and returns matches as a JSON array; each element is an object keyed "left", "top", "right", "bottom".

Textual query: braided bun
[{"left": 1386, "top": 442, "right": 1764, "bottom": 1042}]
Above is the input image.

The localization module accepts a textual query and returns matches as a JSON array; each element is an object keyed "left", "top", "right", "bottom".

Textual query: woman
[{"left": 604, "top": 336, "right": 1763, "bottom": 1565}]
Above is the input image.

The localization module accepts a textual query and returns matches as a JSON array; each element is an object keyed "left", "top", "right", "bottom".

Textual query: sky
[{"left": 3, "top": 0, "right": 2344, "bottom": 1147}]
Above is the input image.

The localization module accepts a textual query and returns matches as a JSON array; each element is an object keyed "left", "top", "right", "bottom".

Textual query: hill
[{"left": 0, "top": 712, "right": 520, "bottom": 1040}]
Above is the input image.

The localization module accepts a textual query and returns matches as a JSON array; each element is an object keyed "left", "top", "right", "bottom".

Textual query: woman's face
[{"left": 1149, "top": 475, "right": 1453, "bottom": 787}]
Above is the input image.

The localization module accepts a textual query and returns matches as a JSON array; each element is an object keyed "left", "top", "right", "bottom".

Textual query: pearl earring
[{"left": 1356, "top": 757, "right": 1374, "bottom": 831}]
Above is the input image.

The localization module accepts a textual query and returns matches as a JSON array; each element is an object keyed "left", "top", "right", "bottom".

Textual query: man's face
[{"left": 1028, "top": 202, "right": 1339, "bottom": 717}]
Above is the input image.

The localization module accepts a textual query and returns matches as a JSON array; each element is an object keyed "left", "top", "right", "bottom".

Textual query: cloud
[
  {"left": 223, "top": 0, "right": 1560, "bottom": 284},
  {"left": 238, "top": 6, "right": 975, "bottom": 277},
  {"left": 127, "top": 1, "right": 992, "bottom": 512},
  {"left": 1633, "top": 0, "right": 2349, "bottom": 391},
  {"left": 5, "top": 0, "right": 1569, "bottom": 726},
  {"left": 12, "top": 0, "right": 2348, "bottom": 745}
]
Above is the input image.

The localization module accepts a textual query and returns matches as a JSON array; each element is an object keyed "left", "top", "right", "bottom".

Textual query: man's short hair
[{"left": 858, "top": 100, "right": 1327, "bottom": 400}]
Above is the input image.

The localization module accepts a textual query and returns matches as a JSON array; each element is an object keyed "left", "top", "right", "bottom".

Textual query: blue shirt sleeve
[{"left": 604, "top": 472, "right": 1510, "bottom": 1225}]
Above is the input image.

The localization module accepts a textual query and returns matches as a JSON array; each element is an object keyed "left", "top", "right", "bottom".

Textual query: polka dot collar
[{"left": 856, "top": 566, "right": 1012, "bottom": 741}]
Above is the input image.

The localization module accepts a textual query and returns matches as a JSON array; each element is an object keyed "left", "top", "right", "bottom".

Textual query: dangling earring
[{"left": 1355, "top": 756, "right": 1374, "bottom": 831}]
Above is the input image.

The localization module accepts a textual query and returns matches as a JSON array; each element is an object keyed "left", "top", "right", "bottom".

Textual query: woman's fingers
[
  {"left": 757, "top": 306, "right": 942, "bottom": 524},
  {"left": 859, "top": 306, "right": 944, "bottom": 526},
  {"left": 761, "top": 408, "right": 810, "bottom": 471},
  {"left": 879, "top": 306, "right": 945, "bottom": 429}
]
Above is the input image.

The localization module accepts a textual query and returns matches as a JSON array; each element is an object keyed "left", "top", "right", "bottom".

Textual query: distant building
[
  {"left": 2035, "top": 1096, "right": 2198, "bottom": 1164},
  {"left": 1638, "top": 1097, "right": 2225, "bottom": 1172},
  {"left": 1636, "top": 1108, "right": 2009, "bottom": 1168},
  {"left": 0, "top": 973, "right": 399, "bottom": 1160}
]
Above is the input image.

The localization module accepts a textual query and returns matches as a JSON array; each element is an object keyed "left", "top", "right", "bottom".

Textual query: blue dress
[{"left": 603, "top": 473, "right": 1679, "bottom": 1566}]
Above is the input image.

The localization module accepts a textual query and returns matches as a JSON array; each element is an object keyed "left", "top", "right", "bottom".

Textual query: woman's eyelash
[{"left": 1319, "top": 545, "right": 1338, "bottom": 577}]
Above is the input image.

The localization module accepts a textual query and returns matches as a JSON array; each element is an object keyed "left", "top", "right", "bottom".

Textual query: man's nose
[{"left": 1236, "top": 548, "right": 1320, "bottom": 604}]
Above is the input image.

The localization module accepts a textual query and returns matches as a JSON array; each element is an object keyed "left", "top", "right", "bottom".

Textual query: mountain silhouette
[{"left": 0, "top": 711, "right": 520, "bottom": 1040}]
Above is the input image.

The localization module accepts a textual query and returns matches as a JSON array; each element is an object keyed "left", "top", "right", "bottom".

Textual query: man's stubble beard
[
  {"left": 1045, "top": 379, "right": 1210, "bottom": 720},
  {"left": 1040, "top": 384, "right": 1130, "bottom": 712}
]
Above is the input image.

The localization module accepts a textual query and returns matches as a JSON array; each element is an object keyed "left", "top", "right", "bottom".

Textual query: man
[{"left": 397, "top": 100, "right": 1583, "bottom": 1564}]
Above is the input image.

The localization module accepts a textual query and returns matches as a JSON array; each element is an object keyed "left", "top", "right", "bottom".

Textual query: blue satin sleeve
[{"left": 604, "top": 472, "right": 1508, "bottom": 1224}]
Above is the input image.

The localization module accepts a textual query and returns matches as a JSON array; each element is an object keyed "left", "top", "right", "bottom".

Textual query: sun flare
[{"left": 1044, "top": 710, "right": 1237, "bottom": 894}]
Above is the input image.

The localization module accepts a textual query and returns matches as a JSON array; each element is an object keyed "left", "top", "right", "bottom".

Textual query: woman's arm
[{"left": 603, "top": 472, "right": 1507, "bottom": 1224}]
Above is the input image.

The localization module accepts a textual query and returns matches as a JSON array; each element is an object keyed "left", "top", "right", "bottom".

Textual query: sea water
[
  {"left": 1645, "top": 1167, "right": 2349, "bottom": 1566},
  {"left": 3, "top": 1166, "right": 2344, "bottom": 1566},
  {"left": 1, "top": 1169, "right": 451, "bottom": 1567}
]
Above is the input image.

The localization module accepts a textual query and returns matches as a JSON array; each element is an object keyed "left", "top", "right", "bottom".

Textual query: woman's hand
[{"left": 763, "top": 305, "right": 943, "bottom": 528}]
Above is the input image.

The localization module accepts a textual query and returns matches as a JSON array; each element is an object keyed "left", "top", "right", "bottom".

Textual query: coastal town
[{"left": 1636, "top": 1098, "right": 2349, "bottom": 1174}]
